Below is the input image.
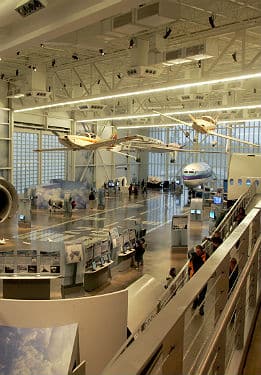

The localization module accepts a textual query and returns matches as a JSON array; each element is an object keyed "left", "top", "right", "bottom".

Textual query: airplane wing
[
  {"left": 208, "top": 131, "right": 260, "bottom": 147},
  {"left": 34, "top": 147, "right": 70, "bottom": 152},
  {"left": 153, "top": 111, "right": 193, "bottom": 127},
  {"left": 80, "top": 135, "right": 144, "bottom": 150}
]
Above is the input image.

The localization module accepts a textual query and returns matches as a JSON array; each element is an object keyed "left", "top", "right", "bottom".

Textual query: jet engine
[{"left": 0, "top": 178, "right": 18, "bottom": 223}]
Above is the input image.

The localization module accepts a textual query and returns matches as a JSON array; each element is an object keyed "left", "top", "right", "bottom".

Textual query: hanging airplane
[
  {"left": 155, "top": 112, "right": 260, "bottom": 148},
  {"left": 182, "top": 162, "right": 213, "bottom": 187},
  {"left": 34, "top": 131, "right": 222, "bottom": 159}
]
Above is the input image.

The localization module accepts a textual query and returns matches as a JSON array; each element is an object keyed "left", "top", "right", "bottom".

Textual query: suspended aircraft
[
  {"left": 34, "top": 131, "right": 221, "bottom": 160},
  {"left": 155, "top": 112, "right": 260, "bottom": 148},
  {"left": 182, "top": 162, "right": 213, "bottom": 187}
]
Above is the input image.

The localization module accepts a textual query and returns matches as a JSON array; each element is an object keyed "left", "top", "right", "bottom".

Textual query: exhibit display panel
[{"left": 0, "top": 290, "right": 128, "bottom": 375}]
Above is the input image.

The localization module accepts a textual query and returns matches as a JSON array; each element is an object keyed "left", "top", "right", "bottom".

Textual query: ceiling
[{"left": 0, "top": 0, "right": 261, "bottom": 124}]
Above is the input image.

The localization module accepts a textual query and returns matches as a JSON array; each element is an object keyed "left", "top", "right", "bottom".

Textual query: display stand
[
  {"left": 190, "top": 198, "right": 203, "bottom": 221},
  {"left": 83, "top": 261, "right": 113, "bottom": 291},
  {"left": 0, "top": 275, "right": 62, "bottom": 299},
  {"left": 171, "top": 215, "right": 188, "bottom": 248},
  {"left": 117, "top": 249, "right": 135, "bottom": 272},
  {"left": 18, "top": 198, "right": 31, "bottom": 228}
]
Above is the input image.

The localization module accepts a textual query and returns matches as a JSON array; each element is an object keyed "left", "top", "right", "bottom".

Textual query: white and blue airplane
[{"left": 182, "top": 162, "right": 213, "bottom": 187}]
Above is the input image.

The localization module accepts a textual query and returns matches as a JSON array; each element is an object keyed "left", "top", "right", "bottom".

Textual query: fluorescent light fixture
[
  {"left": 77, "top": 113, "right": 159, "bottom": 123},
  {"left": 118, "top": 123, "right": 181, "bottom": 129},
  {"left": 188, "top": 54, "right": 213, "bottom": 61},
  {"left": 77, "top": 104, "right": 261, "bottom": 123},
  {"left": 163, "top": 58, "right": 191, "bottom": 65},
  {"left": 6, "top": 93, "right": 25, "bottom": 99},
  {"left": 117, "top": 118, "right": 261, "bottom": 129},
  {"left": 13, "top": 72, "right": 261, "bottom": 113}
]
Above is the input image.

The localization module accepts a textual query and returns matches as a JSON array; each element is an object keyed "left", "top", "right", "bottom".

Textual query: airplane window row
[{"left": 229, "top": 179, "right": 260, "bottom": 186}]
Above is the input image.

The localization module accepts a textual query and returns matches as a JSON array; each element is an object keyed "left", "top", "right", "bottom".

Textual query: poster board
[
  {"left": 40, "top": 251, "right": 61, "bottom": 274},
  {"left": 16, "top": 250, "right": 37, "bottom": 273},
  {"left": 65, "top": 243, "right": 83, "bottom": 264},
  {"left": 0, "top": 251, "right": 16, "bottom": 274}
]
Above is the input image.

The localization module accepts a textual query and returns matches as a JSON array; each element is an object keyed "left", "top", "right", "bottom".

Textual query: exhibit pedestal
[
  {"left": 117, "top": 249, "right": 135, "bottom": 272},
  {"left": 84, "top": 261, "right": 113, "bottom": 291},
  {"left": 0, "top": 275, "right": 62, "bottom": 300}
]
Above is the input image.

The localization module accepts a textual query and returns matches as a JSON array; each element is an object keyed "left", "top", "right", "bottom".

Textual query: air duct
[{"left": 0, "top": 178, "right": 18, "bottom": 223}]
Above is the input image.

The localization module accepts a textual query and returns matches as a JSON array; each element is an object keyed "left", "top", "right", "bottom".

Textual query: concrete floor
[{"left": 0, "top": 190, "right": 209, "bottom": 295}]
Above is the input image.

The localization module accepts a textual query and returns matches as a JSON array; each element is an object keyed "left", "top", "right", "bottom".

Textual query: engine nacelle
[{"left": 0, "top": 178, "right": 18, "bottom": 223}]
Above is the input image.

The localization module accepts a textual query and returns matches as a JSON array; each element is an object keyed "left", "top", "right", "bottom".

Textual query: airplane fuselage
[
  {"left": 182, "top": 162, "right": 212, "bottom": 187},
  {"left": 58, "top": 133, "right": 101, "bottom": 149},
  {"left": 192, "top": 119, "right": 216, "bottom": 134}
]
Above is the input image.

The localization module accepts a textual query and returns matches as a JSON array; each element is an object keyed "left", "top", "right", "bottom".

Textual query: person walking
[{"left": 188, "top": 244, "right": 209, "bottom": 315}]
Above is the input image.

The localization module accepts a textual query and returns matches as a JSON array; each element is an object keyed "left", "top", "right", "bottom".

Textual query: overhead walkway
[{"left": 102, "top": 184, "right": 261, "bottom": 375}]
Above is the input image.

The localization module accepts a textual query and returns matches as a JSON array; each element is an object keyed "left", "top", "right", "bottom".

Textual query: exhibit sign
[
  {"left": 40, "top": 251, "right": 61, "bottom": 274},
  {"left": 65, "top": 243, "right": 83, "bottom": 264}
]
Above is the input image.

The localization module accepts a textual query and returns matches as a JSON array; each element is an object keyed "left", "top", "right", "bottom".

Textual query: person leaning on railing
[{"left": 188, "top": 245, "right": 209, "bottom": 316}]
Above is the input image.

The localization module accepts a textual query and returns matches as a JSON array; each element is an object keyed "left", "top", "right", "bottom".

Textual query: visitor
[
  {"left": 89, "top": 189, "right": 96, "bottom": 209},
  {"left": 128, "top": 183, "right": 133, "bottom": 197},
  {"left": 235, "top": 207, "right": 246, "bottom": 225},
  {"left": 188, "top": 244, "right": 209, "bottom": 315},
  {"left": 135, "top": 238, "right": 146, "bottom": 269}
]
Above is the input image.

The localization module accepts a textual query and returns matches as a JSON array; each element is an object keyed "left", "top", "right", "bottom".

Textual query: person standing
[
  {"left": 188, "top": 244, "right": 209, "bottom": 315},
  {"left": 128, "top": 183, "right": 133, "bottom": 197},
  {"left": 135, "top": 238, "right": 146, "bottom": 269},
  {"left": 89, "top": 189, "right": 96, "bottom": 209}
]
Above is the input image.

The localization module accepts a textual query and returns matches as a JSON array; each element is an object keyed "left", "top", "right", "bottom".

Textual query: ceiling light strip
[
  {"left": 14, "top": 72, "right": 261, "bottom": 113},
  {"left": 78, "top": 104, "right": 261, "bottom": 123}
]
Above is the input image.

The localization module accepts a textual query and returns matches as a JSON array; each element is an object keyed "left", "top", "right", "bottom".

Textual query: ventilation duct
[
  {"left": 130, "top": 38, "right": 150, "bottom": 66},
  {"left": 112, "top": 11, "right": 146, "bottom": 35},
  {"left": 136, "top": 1, "right": 180, "bottom": 26},
  {"left": 77, "top": 104, "right": 107, "bottom": 111},
  {"left": 164, "top": 40, "right": 217, "bottom": 65}
]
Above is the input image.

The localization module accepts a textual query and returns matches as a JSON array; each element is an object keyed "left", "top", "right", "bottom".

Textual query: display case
[{"left": 171, "top": 215, "right": 188, "bottom": 248}]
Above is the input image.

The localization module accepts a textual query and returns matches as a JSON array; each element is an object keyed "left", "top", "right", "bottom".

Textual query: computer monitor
[
  {"left": 209, "top": 211, "right": 216, "bottom": 219},
  {"left": 108, "top": 181, "right": 115, "bottom": 187},
  {"left": 213, "top": 196, "right": 222, "bottom": 204},
  {"left": 196, "top": 209, "right": 201, "bottom": 214},
  {"left": 92, "top": 261, "right": 97, "bottom": 271},
  {"left": 190, "top": 209, "right": 196, "bottom": 214}
]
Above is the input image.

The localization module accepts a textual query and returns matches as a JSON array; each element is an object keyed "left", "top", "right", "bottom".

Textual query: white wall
[{"left": 0, "top": 290, "right": 128, "bottom": 375}]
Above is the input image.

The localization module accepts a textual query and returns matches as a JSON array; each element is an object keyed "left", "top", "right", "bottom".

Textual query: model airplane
[
  {"left": 34, "top": 131, "right": 222, "bottom": 159},
  {"left": 182, "top": 162, "right": 213, "bottom": 187},
  {"left": 155, "top": 112, "right": 260, "bottom": 148}
]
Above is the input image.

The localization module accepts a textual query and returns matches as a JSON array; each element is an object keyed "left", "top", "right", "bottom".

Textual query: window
[
  {"left": 238, "top": 179, "right": 242, "bottom": 185},
  {"left": 42, "top": 134, "right": 67, "bottom": 184},
  {"left": 148, "top": 121, "right": 261, "bottom": 186},
  {"left": 13, "top": 130, "right": 67, "bottom": 193},
  {"left": 230, "top": 178, "right": 234, "bottom": 185},
  {"left": 13, "top": 132, "right": 39, "bottom": 193}
]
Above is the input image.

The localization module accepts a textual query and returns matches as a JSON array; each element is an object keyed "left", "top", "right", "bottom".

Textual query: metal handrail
[
  {"left": 105, "top": 184, "right": 257, "bottom": 366},
  {"left": 197, "top": 234, "right": 261, "bottom": 375}
]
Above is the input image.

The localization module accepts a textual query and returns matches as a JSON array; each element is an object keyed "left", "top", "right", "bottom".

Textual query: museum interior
[{"left": 0, "top": 1, "right": 260, "bottom": 374}]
